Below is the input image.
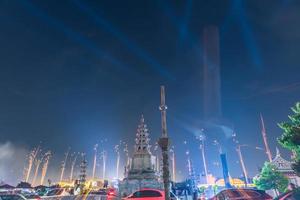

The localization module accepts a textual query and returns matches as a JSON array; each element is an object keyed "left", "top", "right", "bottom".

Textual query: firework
[
  {"left": 40, "top": 151, "right": 51, "bottom": 185},
  {"left": 59, "top": 149, "right": 70, "bottom": 182},
  {"left": 69, "top": 152, "right": 78, "bottom": 181},
  {"left": 32, "top": 159, "right": 42, "bottom": 186},
  {"left": 92, "top": 144, "right": 98, "bottom": 179},
  {"left": 100, "top": 150, "right": 107, "bottom": 180},
  {"left": 24, "top": 146, "right": 40, "bottom": 183},
  {"left": 114, "top": 145, "right": 120, "bottom": 179}
]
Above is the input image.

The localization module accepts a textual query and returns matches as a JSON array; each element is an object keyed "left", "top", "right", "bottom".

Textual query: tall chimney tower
[{"left": 203, "top": 26, "right": 222, "bottom": 120}]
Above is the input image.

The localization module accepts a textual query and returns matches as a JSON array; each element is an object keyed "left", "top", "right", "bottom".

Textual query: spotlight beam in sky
[
  {"left": 179, "top": 0, "right": 193, "bottom": 41},
  {"left": 156, "top": 0, "right": 202, "bottom": 58},
  {"left": 72, "top": 0, "right": 174, "bottom": 80},
  {"left": 222, "top": 0, "right": 263, "bottom": 70},
  {"left": 20, "top": 0, "right": 137, "bottom": 76}
]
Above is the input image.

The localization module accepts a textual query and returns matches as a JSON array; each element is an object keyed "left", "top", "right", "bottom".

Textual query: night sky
[{"left": 1, "top": 0, "right": 300, "bottom": 184}]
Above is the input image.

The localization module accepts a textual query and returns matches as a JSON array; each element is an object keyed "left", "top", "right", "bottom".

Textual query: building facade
[{"left": 271, "top": 148, "right": 300, "bottom": 186}]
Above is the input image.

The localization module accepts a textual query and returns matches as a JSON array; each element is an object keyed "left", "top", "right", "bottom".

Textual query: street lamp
[
  {"left": 236, "top": 144, "right": 264, "bottom": 187},
  {"left": 196, "top": 130, "right": 209, "bottom": 184},
  {"left": 213, "top": 139, "right": 222, "bottom": 154}
]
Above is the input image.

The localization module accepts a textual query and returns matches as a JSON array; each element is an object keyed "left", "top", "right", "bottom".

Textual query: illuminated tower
[
  {"left": 126, "top": 115, "right": 157, "bottom": 179},
  {"left": 119, "top": 115, "right": 161, "bottom": 196},
  {"left": 158, "top": 86, "right": 171, "bottom": 200},
  {"left": 203, "top": 26, "right": 222, "bottom": 119}
]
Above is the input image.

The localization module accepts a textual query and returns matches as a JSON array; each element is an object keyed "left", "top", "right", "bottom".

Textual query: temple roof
[{"left": 271, "top": 148, "right": 293, "bottom": 172}]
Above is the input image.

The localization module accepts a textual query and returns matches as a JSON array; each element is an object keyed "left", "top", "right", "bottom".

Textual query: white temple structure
[
  {"left": 271, "top": 148, "right": 300, "bottom": 186},
  {"left": 118, "top": 115, "right": 162, "bottom": 196}
]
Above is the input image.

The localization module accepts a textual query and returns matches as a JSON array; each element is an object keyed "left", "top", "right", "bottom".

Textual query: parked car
[
  {"left": 0, "top": 194, "right": 26, "bottom": 200},
  {"left": 123, "top": 188, "right": 178, "bottom": 200},
  {"left": 209, "top": 188, "right": 272, "bottom": 200},
  {"left": 45, "top": 188, "right": 69, "bottom": 196},
  {"left": 21, "top": 194, "right": 40, "bottom": 200},
  {"left": 274, "top": 189, "right": 300, "bottom": 200}
]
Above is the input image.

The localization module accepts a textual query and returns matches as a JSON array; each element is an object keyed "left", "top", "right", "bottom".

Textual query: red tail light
[{"left": 108, "top": 191, "right": 115, "bottom": 196}]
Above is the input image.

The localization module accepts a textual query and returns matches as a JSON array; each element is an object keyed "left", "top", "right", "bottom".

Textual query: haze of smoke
[{"left": 0, "top": 142, "right": 28, "bottom": 185}]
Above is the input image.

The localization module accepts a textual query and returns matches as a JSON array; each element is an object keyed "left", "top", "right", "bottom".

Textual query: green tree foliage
[
  {"left": 254, "top": 162, "right": 288, "bottom": 193},
  {"left": 278, "top": 102, "right": 300, "bottom": 175}
]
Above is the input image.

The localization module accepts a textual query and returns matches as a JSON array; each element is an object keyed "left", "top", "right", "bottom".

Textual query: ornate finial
[
  {"left": 140, "top": 114, "right": 145, "bottom": 124},
  {"left": 276, "top": 147, "right": 281, "bottom": 157}
]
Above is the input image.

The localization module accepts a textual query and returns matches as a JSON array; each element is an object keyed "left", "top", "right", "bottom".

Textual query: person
[{"left": 287, "top": 183, "right": 296, "bottom": 191}]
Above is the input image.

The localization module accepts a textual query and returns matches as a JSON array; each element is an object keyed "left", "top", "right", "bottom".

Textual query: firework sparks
[
  {"left": 32, "top": 159, "right": 42, "bottom": 186},
  {"left": 92, "top": 144, "right": 98, "bottom": 179},
  {"left": 100, "top": 150, "right": 107, "bottom": 180},
  {"left": 69, "top": 152, "right": 78, "bottom": 181},
  {"left": 114, "top": 144, "right": 120, "bottom": 179},
  {"left": 59, "top": 148, "right": 70, "bottom": 182},
  {"left": 40, "top": 151, "right": 51, "bottom": 185},
  {"left": 24, "top": 146, "right": 40, "bottom": 183}
]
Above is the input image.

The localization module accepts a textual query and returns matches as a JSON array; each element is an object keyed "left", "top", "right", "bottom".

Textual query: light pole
[
  {"left": 213, "top": 140, "right": 222, "bottom": 154},
  {"left": 196, "top": 131, "right": 209, "bottom": 184},
  {"left": 236, "top": 144, "right": 249, "bottom": 187},
  {"left": 236, "top": 144, "right": 264, "bottom": 187}
]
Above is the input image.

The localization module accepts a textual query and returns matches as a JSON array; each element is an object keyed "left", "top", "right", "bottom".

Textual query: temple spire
[{"left": 134, "top": 114, "right": 151, "bottom": 154}]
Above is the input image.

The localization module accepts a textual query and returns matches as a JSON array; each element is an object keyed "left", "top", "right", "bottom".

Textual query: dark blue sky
[{"left": 0, "top": 0, "right": 300, "bottom": 183}]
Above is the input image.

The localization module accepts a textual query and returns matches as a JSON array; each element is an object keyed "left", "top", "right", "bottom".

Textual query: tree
[
  {"left": 278, "top": 102, "right": 300, "bottom": 175},
  {"left": 254, "top": 162, "right": 288, "bottom": 194}
]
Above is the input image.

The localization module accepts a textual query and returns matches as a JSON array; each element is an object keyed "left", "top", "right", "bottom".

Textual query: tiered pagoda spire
[{"left": 134, "top": 115, "right": 151, "bottom": 154}]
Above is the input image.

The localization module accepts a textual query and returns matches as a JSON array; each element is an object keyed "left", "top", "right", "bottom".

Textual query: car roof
[
  {"left": 135, "top": 188, "right": 163, "bottom": 192},
  {"left": 221, "top": 188, "right": 264, "bottom": 192}
]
